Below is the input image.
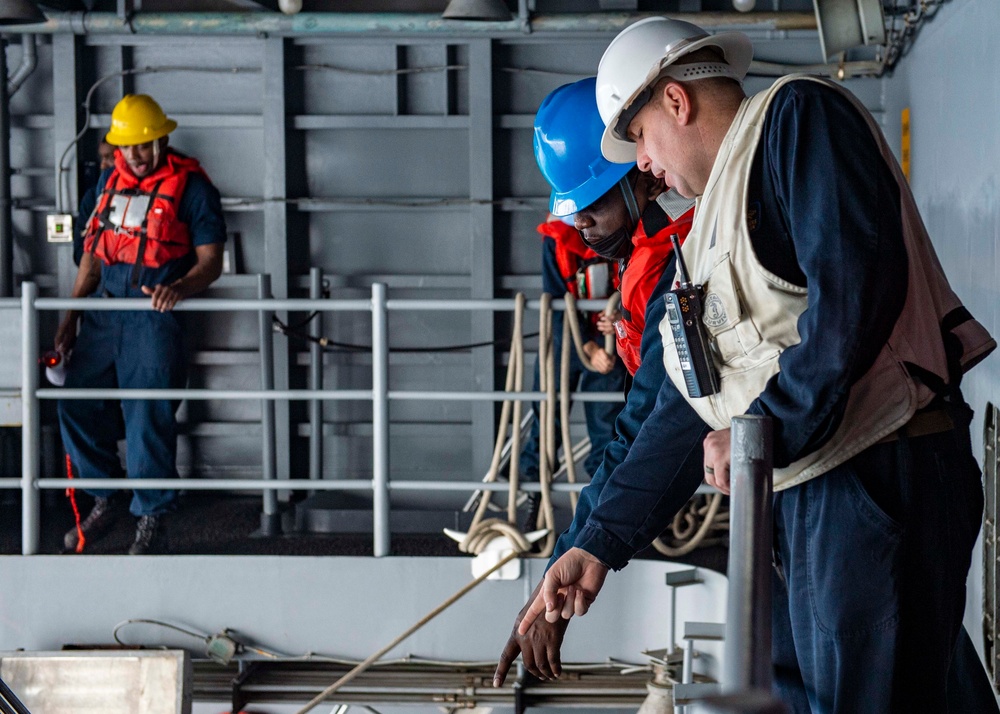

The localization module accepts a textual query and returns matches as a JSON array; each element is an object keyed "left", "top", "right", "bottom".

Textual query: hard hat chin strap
[
  {"left": 618, "top": 171, "right": 642, "bottom": 231},
  {"left": 151, "top": 140, "right": 161, "bottom": 170}
]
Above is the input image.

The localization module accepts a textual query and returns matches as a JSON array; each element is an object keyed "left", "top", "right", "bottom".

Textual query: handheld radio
[{"left": 663, "top": 234, "right": 719, "bottom": 398}]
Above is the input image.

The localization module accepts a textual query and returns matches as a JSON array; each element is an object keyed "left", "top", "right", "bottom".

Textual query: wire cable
[
  {"left": 273, "top": 314, "right": 538, "bottom": 354},
  {"left": 56, "top": 65, "right": 261, "bottom": 213},
  {"left": 112, "top": 618, "right": 211, "bottom": 647}
]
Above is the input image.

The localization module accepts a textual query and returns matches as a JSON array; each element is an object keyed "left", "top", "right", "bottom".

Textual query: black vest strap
[
  {"left": 130, "top": 177, "right": 167, "bottom": 288},
  {"left": 88, "top": 173, "right": 122, "bottom": 258}
]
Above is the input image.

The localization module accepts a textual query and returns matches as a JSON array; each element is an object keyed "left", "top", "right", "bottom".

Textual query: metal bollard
[{"left": 721, "top": 415, "right": 773, "bottom": 693}]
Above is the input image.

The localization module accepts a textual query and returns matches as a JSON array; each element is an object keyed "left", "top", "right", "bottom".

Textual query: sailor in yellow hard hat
[
  {"left": 56, "top": 94, "right": 227, "bottom": 555},
  {"left": 103, "top": 93, "right": 178, "bottom": 178}
]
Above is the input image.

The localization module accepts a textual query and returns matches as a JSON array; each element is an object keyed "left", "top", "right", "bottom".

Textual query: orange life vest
[
  {"left": 538, "top": 220, "right": 620, "bottom": 332},
  {"left": 616, "top": 205, "right": 695, "bottom": 375},
  {"left": 83, "top": 149, "right": 205, "bottom": 279}
]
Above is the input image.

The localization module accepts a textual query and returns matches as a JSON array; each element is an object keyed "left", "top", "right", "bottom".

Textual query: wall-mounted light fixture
[
  {"left": 813, "top": 0, "right": 886, "bottom": 61},
  {"left": 0, "top": 0, "right": 45, "bottom": 25},
  {"left": 442, "top": 0, "right": 512, "bottom": 21}
]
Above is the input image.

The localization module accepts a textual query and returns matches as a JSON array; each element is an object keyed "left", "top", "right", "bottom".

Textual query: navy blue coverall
[
  {"left": 59, "top": 168, "right": 226, "bottom": 517},
  {"left": 553, "top": 82, "right": 991, "bottom": 713}
]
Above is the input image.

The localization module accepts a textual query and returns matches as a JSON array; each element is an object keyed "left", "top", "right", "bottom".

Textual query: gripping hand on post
[{"left": 702, "top": 427, "right": 732, "bottom": 495}]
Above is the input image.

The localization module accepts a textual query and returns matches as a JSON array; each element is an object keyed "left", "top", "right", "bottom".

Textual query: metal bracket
[
  {"left": 983, "top": 402, "right": 999, "bottom": 691},
  {"left": 231, "top": 659, "right": 262, "bottom": 714}
]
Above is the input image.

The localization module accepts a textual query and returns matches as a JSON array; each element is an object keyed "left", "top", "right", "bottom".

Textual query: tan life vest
[{"left": 659, "top": 74, "right": 995, "bottom": 490}]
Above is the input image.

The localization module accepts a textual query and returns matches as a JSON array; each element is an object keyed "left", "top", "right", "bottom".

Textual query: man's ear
[
  {"left": 159, "top": 136, "right": 169, "bottom": 150},
  {"left": 660, "top": 80, "right": 693, "bottom": 127}
]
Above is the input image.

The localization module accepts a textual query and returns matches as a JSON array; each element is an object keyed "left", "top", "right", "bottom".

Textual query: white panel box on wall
[{"left": 0, "top": 650, "right": 192, "bottom": 714}]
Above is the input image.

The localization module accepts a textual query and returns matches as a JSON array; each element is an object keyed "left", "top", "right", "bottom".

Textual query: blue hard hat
[{"left": 533, "top": 77, "right": 636, "bottom": 217}]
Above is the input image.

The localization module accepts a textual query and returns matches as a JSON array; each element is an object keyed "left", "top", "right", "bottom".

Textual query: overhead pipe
[
  {"left": 3, "top": 11, "right": 817, "bottom": 36},
  {"left": 6, "top": 34, "right": 36, "bottom": 96}
]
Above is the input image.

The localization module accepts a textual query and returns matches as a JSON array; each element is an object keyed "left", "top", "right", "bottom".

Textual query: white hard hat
[{"left": 596, "top": 17, "right": 754, "bottom": 163}]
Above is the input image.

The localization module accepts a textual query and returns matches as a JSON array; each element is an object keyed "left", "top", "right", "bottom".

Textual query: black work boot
[
  {"left": 63, "top": 496, "right": 120, "bottom": 552},
  {"left": 128, "top": 515, "right": 169, "bottom": 555},
  {"left": 522, "top": 492, "right": 542, "bottom": 533}
]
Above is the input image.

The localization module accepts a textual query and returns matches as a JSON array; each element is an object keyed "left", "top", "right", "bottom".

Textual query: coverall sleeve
[
  {"left": 550, "top": 263, "right": 708, "bottom": 571},
  {"left": 743, "top": 82, "right": 908, "bottom": 467},
  {"left": 540, "top": 237, "right": 568, "bottom": 351},
  {"left": 179, "top": 173, "right": 228, "bottom": 247},
  {"left": 75, "top": 185, "right": 98, "bottom": 267}
]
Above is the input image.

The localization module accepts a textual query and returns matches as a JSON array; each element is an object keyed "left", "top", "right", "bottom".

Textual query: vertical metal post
[
  {"left": 262, "top": 37, "right": 292, "bottom": 487},
  {"left": 371, "top": 282, "right": 390, "bottom": 557},
  {"left": 51, "top": 34, "right": 80, "bottom": 299},
  {"left": 0, "top": 39, "right": 13, "bottom": 298},
  {"left": 257, "top": 274, "right": 280, "bottom": 535},
  {"left": 984, "top": 404, "right": 1000, "bottom": 687},
  {"left": 309, "top": 267, "right": 323, "bottom": 489},
  {"left": 722, "top": 415, "right": 774, "bottom": 692},
  {"left": 467, "top": 40, "right": 496, "bottom": 482},
  {"left": 683, "top": 639, "right": 694, "bottom": 683},
  {"left": 668, "top": 584, "right": 678, "bottom": 656},
  {"left": 21, "top": 282, "right": 39, "bottom": 555}
]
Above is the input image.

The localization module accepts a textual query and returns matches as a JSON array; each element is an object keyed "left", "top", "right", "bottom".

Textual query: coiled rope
[{"left": 458, "top": 293, "right": 536, "bottom": 557}]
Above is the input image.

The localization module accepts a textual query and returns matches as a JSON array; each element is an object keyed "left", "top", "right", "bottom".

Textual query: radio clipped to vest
[
  {"left": 576, "top": 261, "right": 611, "bottom": 300},
  {"left": 664, "top": 234, "right": 719, "bottom": 398}
]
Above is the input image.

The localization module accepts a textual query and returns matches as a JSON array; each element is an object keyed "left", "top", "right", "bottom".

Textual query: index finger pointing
[
  {"left": 517, "top": 592, "right": 548, "bottom": 636},
  {"left": 493, "top": 635, "right": 520, "bottom": 687}
]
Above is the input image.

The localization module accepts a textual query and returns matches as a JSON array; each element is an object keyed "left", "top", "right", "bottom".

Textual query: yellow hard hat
[{"left": 104, "top": 94, "right": 177, "bottom": 147}]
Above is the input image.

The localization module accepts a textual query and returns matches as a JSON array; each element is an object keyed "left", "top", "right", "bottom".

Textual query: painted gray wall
[
  {"left": 879, "top": 0, "right": 1000, "bottom": 683},
  {"left": 0, "top": 556, "right": 728, "bottom": 713}
]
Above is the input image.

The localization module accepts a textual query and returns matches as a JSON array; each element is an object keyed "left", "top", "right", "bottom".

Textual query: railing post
[
  {"left": 257, "top": 274, "right": 280, "bottom": 536},
  {"left": 371, "top": 282, "right": 390, "bottom": 557},
  {"left": 309, "top": 267, "right": 323, "bottom": 491},
  {"left": 20, "top": 281, "right": 39, "bottom": 555},
  {"left": 722, "top": 415, "right": 773, "bottom": 692}
]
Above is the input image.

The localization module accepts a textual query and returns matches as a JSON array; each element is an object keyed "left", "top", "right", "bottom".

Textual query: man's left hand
[
  {"left": 141, "top": 283, "right": 184, "bottom": 312},
  {"left": 703, "top": 428, "right": 732, "bottom": 494},
  {"left": 582, "top": 340, "right": 616, "bottom": 374},
  {"left": 517, "top": 547, "right": 609, "bottom": 635}
]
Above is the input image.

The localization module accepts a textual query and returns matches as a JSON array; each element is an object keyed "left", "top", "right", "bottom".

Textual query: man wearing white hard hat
[{"left": 516, "top": 17, "right": 996, "bottom": 712}]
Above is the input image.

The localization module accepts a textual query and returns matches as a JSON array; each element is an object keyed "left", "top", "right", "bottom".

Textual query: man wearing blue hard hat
[
  {"left": 495, "top": 76, "right": 699, "bottom": 686},
  {"left": 516, "top": 76, "right": 629, "bottom": 534}
]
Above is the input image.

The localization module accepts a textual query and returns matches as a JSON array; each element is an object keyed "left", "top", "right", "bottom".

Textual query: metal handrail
[{"left": 14, "top": 280, "right": 625, "bottom": 556}]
